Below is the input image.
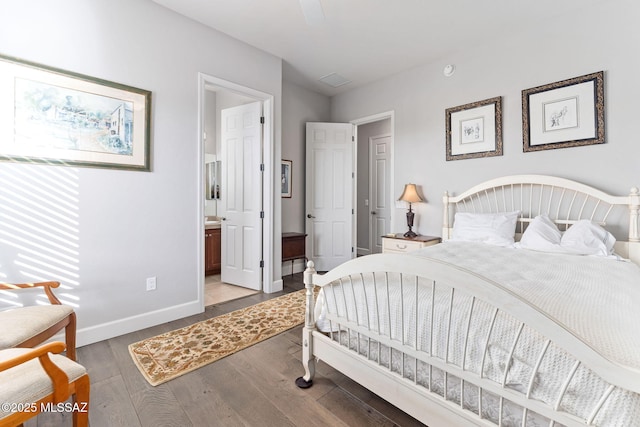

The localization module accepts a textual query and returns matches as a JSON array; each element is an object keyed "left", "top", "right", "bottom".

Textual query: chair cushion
[
  {"left": 0, "top": 305, "right": 74, "bottom": 349},
  {"left": 0, "top": 348, "right": 86, "bottom": 419}
]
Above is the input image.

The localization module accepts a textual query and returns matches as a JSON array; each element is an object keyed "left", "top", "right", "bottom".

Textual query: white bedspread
[{"left": 410, "top": 241, "right": 640, "bottom": 371}]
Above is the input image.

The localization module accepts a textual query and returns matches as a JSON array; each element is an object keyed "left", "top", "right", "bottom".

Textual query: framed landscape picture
[
  {"left": 0, "top": 54, "right": 152, "bottom": 170},
  {"left": 445, "top": 97, "right": 503, "bottom": 161},
  {"left": 522, "top": 71, "right": 604, "bottom": 152}
]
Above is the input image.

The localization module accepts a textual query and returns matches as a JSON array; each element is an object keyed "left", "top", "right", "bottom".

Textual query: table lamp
[{"left": 398, "top": 183, "right": 424, "bottom": 238}]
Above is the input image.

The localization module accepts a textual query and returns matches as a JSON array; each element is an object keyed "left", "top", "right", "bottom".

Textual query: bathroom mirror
[{"left": 205, "top": 161, "right": 221, "bottom": 200}]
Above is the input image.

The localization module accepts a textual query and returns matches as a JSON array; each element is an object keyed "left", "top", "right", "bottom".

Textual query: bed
[{"left": 295, "top": 175, "right": 640, "bottom": 427}]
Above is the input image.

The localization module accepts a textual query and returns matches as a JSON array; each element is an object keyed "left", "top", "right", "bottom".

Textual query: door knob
[
  {"left": 307, "top": 214, "right": 316, "bottom": 219},
  {"left": 221, "top": 217, "right": 227, "bottom": 221},
  {"left": 371, "top": 211, "right": 376, "bottom": 215}
]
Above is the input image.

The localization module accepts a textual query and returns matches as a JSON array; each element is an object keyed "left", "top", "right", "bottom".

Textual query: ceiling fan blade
[{"left": 299, "top": 0, "right": 325, "bottom": 25}]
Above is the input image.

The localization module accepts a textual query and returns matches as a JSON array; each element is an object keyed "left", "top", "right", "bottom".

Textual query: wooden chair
[
  {"left": 0, "top": 341, "right": 89, "bottom": 427},
  {"left": 0, "top": 281, "right": 76, "bottom": 361}
]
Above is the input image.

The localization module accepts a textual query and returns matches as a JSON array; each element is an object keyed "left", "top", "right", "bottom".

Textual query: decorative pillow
[
  {"left": 518, "top": 216, "right": 616, "bottom": 257},
  {"left": 560, "top": 219, "right": 616, "bottom": 256},
  {"left": 518, "top": 214, "right": 563, "bottom": 252},
  {"left": 451, "top": 211, "right": 520, "bottom": 247}
]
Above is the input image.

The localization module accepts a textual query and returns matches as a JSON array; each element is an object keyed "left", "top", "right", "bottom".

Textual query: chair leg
[
  {"left": 65, "top": 312, "right": 77, "bottom": 361},
  {"left": 72, "top": 374, "right": 90, "bottom": 427}
]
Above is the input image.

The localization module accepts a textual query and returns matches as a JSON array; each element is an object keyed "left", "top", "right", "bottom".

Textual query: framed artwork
[
  {"left": 0, "top": 54, "right": 152, "bottom": 171},
  {"left": 446, "top": 96, "right": 502, "bottom": 161},
  {"left": 522, "top": 71, "right": 604, "bottom": 152},
  {"left": 281, "top": 159, "right": 292, "bottom": 198}
]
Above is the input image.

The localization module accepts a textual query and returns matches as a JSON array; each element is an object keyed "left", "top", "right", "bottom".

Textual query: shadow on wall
[{"left": 0, "top": 163, "right": 81, "bottom": 309}]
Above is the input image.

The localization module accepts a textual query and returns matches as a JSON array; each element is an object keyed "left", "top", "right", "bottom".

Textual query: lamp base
[
  {"left": 403, "top": 230, "right": 417, "bottom": 238},
  {"left": 405, "top": 207, "right": 417, "bottom": 238}
]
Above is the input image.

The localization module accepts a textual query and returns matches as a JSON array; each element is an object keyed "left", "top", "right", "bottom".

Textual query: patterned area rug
[{"left": 129, "top": 289, "right": 309, "bottom": 386}]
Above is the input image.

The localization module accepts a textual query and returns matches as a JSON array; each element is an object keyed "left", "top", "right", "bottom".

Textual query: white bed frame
[{"left": 296, "top": 175, "right": 640, "bottom": 427}]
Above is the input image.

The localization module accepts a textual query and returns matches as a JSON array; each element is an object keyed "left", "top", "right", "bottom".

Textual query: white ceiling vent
[{"left": 318, "top": 73, "right": 352, "bottom": 88}]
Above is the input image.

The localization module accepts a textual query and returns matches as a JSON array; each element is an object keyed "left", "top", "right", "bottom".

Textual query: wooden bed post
[
  {"left": 295, "top": 260, "right": 316, "bottom": 389},
  {"left": 629, "top": 187, "right": 640, "bottom": 242},
  {"left": 442, "top": 191, "right": 450, "bottom": 240}
]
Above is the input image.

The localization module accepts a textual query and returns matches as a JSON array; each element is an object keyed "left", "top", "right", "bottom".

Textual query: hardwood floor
[{"left": 25, "top": 273, "right": 425, "bottom": 427}]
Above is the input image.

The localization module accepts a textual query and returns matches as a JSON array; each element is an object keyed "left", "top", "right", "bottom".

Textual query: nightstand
[{"left": 381, "top": 234, "right": 441, "bottom": 254}]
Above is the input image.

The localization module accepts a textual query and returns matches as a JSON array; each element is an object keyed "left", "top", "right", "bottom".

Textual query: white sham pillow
[
  {"left": 560, "top": 219, "right": 616, "bottom": 256},
  {"left": 518, "top": 214, "right": 563, "bottom": 252},
  {"left": 518, "top": 215, "right": 616, "bottom": 257},
  {"left": 451, "top": 211, "right": 519, "bottom": 247}
]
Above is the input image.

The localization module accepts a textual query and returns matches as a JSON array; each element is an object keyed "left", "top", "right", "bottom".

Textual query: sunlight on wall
[{"left": 0, "top": 163, "right": 80, "bottom": 309}]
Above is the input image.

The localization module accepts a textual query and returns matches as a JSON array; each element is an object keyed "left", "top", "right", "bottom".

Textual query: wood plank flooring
[{"left": 25, "top": 274, "right": 426, "bottom": 427}]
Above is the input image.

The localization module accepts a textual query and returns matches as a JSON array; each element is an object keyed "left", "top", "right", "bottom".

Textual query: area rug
[{"left": 129, "top": 289, "right": 309, "bottom": 386}]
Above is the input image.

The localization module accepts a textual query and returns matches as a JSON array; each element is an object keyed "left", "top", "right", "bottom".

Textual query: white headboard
[{"left": 442, "top": 175, "right": 640, "bottom": 262}]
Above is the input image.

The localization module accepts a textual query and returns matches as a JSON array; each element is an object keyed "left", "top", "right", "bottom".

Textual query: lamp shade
[{"left": 398, "top": 183, "right": 423, "bottom": 204}]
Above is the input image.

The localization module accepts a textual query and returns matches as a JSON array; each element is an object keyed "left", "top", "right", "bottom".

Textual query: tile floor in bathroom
[{"left": 204, "top": 274, "right": 259, "bottom": 306}]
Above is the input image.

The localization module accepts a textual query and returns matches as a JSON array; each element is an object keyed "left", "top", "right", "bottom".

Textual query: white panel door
[
  {"left": 221, "top": 102, "right": 262, "bottom": 290},
  {"left": 369, "top": 134, "right": 391, "bottom": 254},
  {"left": 305, "top": 122, "right": 354, "bottom": 271}
]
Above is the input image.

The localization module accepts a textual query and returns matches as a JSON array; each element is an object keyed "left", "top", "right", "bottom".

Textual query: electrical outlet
[{"left": 146, "top": 277, "right": 157, "bottom": 291}]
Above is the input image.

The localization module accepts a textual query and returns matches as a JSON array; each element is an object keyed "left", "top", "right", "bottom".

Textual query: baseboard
[
  {"left": 266, "top": 279, "right": 283, "bottom": 294},
  {"left": 357, "top": 247, "right": 371, "bottom": 257},
  {"left": 73, "top": 300, "right": 203, "bottom": 348},
  {"left": 72, "top": 274, "right": 288, "bottom": 347}
]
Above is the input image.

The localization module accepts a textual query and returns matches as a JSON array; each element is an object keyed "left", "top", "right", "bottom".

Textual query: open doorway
[
  {"left": 353, "top": 112, "right": 394, "bottom": 256},
  {"left": 197, "top": 73, "right": 275, "bottom": 308},
  {"left": 304, "top": 112, "right": 394, "bottom": 270}
]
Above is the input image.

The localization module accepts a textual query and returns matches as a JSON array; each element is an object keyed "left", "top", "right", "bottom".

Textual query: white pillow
[
  {"left": 451, "top": 211, "right": 519, "bottom": 247},
  {"left": 518, "top": 214, "right": 563, "bottom": 252},
  {"left": 518, "top": 216, "right": 616, "bottom": 257},
  {"left": 561, "top": 219, "right": 616, "bottom": 256}
]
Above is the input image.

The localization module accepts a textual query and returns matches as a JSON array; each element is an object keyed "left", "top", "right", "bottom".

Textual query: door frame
[
  {"left": 351, "top": 111, "right": 395, "bottom": 255},
  {"left": 197, "top": 73, "right": 276, "bottom": 309}
]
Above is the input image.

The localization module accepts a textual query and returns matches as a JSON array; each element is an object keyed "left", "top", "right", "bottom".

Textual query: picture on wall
[
  {"left": 281, "top": 159, "right": 292, "bottom": 198},
  {"left": 445, "top": 96, "right": 502, "bottom": 161},
  {"left": 0, "top": 54, "right": 152, "bottom": 170},
  {"left": 522, "top": 71, "right": 604, "bottom": 152}
]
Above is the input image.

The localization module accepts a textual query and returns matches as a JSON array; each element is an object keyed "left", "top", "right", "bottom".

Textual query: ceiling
[{"left": 152, "top": 0, "right": 606, "bottom": 97}]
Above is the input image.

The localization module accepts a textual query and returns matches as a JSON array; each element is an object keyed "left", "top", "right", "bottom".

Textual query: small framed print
[
  {"left": 281, "top": 159, "right": 292, "bottom": 198},
  {"left": 446, "top": 97, "right": 502, "bottom": 161},
  {"left": 522, "top": 71, "right": 604, "bottom": 152}
]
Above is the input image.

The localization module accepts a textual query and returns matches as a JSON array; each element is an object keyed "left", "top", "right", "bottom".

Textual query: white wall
[
  {"left": 281, "top": 81, "right": 330, "bottom": 273},
  {"left": 281, "top": 81, "right": 331, "bottom": 232},
  {"left": 204, "top": 91, "right": 217, "bottom": 157},
  {"left": 331, "top": 0, "right": 640, "bottom": 239},
  {"left": 0, "top": 0, "right": 282, "bottom": 346}
]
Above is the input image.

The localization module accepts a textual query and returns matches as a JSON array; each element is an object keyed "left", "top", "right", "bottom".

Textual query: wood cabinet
[
  {"left": 282, "top": 232, "right": 307, "bottom": 276},
  {"left": 381, "top": 234, "right": 440, "bottom": 254},
  {"left": 205, "top": 228, "right": 221, "bottom": 275}
]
